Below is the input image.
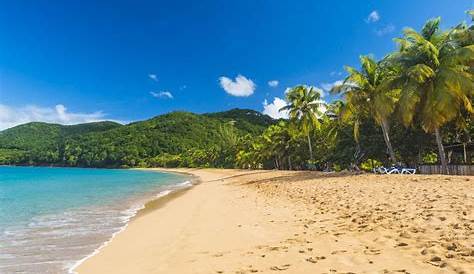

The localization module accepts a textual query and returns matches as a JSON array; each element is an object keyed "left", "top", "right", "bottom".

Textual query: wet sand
[{"left": 76, "top": 169, "right": 474, "bottom": 274}]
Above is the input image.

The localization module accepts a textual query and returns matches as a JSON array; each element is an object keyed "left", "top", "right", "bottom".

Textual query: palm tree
[
  {"left": 391, "top": 17, "right": 474, "bottom": 174},
  {"left": 332, "top": 56, "right": 400, "bottom": 164},
  {"left": 280, "top": 85, "right": 324, "bottom": 161},
  {"left": 260, "top": 121, "right": 294, "bottom": 169}
]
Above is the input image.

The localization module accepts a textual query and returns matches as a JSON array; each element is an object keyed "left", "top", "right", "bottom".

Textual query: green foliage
[
  {"left": 281, "top": 85, "right": 325, "bottom": 161},
  {"left": 0, "top": 149, "right": 28, "bottom": 164},
  {"left": 0, "top": 109, "right": 273, "bottom": 168},
  {"left": 149, "top": 153, "right": 182, "bottom": 168},
  {"left": 360, "top": 159, "right": 383, "bottom": 171},
  {"left": 205, "top": 108, "right": 275, "bottom": 135},
  {"left": 422, "top": 152, "right": 438, "bottom": 164},
  {"left": 393, "top": 18, "right": 474, "bottom": 132},
  {"left": 235, "top": 121, "right": 308, "bottom": 170},
  {"left": 333, "top": 55, "right": 399, "bottom": 163},
  {"left": 0, "top": 121, "right": 122, "bottom": 166},
  {"left": 389, "top": 16, "right": 474, "bottom": 173},
  {"left": 281, "top": 86, "right": 324, "bottom": 134}
]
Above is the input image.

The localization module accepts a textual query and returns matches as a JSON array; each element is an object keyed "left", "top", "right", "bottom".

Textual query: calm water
[{"left": 0, "top": 166, "right": 190, "bottom": 273}]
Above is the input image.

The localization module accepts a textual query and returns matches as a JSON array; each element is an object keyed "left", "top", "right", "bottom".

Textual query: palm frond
[
  {"left": 398, "top": 81, "right": 422, "bottom": 127},
  {"left": 421, "top": 17, "right": 441, "bottom": 40},
  {"left": 407, "top": 64, "right": 435, "bottom": 83},
  {"left": 468, "top": 10, "right": 474, "bottom": 21}
]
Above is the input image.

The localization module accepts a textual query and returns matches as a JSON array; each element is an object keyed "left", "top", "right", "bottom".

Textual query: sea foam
[
  {"left": 68, "top": 180, "right": 193, "bottom": 274},
  {"left": 0, "top": 166, "right": 190, "bottom": 274}
]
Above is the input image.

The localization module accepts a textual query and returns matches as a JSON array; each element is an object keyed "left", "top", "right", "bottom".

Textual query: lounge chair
[
  {"left": 401, "top": 168, "right": 416, "bottom": 174},
  {"left": 374, "top": 166, "right": 399, "bottom": 174},
  {"left": 387, "top": 167, "right": 401, "bottom": 174},
  {"left": 373, "top": 166, "right": 416, "bottom": 175},
  {"left": 373, "top": 167, "right": 384, "bottom": 174}
]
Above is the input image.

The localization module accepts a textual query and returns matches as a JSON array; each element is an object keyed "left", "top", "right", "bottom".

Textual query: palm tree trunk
[
  {"left": 434, "top": 128, "right": 448, "bottom": 175},
  {"left": 307, "top": 133, "right": 313, "bottom": 161},
  {"left": 380, "top": 119, "right": 397, "bottom": 165},
  {"left": 463, "top": 143, "right": 467, "bottom": 164}
]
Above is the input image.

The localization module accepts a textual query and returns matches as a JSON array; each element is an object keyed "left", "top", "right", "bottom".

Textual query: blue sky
[{"left": 0, "top": 0, "right": 472, "bottom": 129}]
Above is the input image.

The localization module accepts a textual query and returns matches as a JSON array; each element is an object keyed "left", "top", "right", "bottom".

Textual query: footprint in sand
[
  {"left": 331, "top": 250, "right": 347, "bottom": 255},
  {"left": 426, "top": 256, "right": 447, "bottom": 268},
  {"left": 270, "top": 264, "right": 291, "bottom": 271},
  {"left": 306, "top": 256, "right": 326, "bottom": 263},
  {"left": 363, "top": 249, "right": 381, "bottom": 255}
]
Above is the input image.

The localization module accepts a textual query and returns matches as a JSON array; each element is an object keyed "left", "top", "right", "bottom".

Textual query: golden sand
[{"left": 76, "top": 169, "right": 474, "bottom": 274}]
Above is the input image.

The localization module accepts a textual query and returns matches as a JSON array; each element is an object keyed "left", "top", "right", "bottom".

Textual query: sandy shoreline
[{"left": 76, "top": 169, "right": 474, "bottom": 274}]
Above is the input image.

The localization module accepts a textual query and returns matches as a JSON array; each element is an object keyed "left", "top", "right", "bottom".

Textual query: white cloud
[
  {"left": 366, "top": 10, "right": 380, "bottom": 23},
  {"left": 0, "top": 104, "right": 110, "bottom": 130},
  {"left": 375, "top": 24, "right": 395, "bottom": 36},
  {"left": 150, "top": 91, "right": 173, "bottom": 99},
  {"left": 219, "top": 74, "right": 256, "bottom": 97},
  {"left": 148, "top": 74, "right": 158, "bottom": 82},
  {"left": 268, "top": 80, "right": 279, "bottom": 87},
  {"left": 262, "top": 97, "right": 289, "bottom": 119},
  {"left": 179, "top": 85, "right": 187, "bottom": 90},
  {"left": 321, "top": 80, "right": 343, "bottom": 92}
]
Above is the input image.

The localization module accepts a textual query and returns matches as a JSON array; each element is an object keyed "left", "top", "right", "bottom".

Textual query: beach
[{"left": 76, "top": 169, "right": 474, "bottom": 274}]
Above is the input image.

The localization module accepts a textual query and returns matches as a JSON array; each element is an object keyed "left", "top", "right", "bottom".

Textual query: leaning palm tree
[
  {"left": 332, "top": 56, "right": 400, "bottom": 164},
  {"left": 280, "top": 85, "right": 324, "bottom": 161},
  {"left": 391, "top": 17, "right": 474, "bottom": 174}
]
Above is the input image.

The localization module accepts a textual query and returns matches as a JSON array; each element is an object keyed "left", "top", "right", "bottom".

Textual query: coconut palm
[
  {"left": 280, "top": 85, "right": 325, "bottom": 161},
  {"left": 391, "top": 17, "right": 474, "bottom": 173},
  {"left": 332, "top": 56, "right": 400, "bottom": 164},
  {"left": 260, "top": 121, "right": 294, "bottom": 169}
]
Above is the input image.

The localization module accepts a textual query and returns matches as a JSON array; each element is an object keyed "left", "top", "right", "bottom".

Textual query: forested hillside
[
  {"left": 0, "top": 109, "right": 274, "bottom": 168},
  {"left": 0, "top": 121, "right": 122, "bottom": 151}
]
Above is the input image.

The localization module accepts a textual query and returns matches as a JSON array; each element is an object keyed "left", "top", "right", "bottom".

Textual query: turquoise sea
[{"left": 0, "top": 166, "right": 190, "bottom": 273}]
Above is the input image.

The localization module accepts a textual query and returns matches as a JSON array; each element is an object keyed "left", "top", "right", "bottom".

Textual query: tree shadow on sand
[{"left": 238, "top": 170, "right": 362, "bottom": 186}]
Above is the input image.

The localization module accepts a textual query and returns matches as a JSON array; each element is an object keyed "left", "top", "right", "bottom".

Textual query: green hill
[
  {"left": 0, "top": 109, "right": 275, "bottom": 168},
  {"left": 0, "top": 121, "right": 123, "bottom": 165},
  {"left": 0, "top": 121, "right": 122, "bottom": 151},
  {"left": 204, "top": 108, "right": 275, "bottom": 134}
]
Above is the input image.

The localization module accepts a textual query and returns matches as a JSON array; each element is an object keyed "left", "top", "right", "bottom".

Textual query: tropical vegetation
[{"left": 0, "top": 12, "right": 473, "bottom": 174}]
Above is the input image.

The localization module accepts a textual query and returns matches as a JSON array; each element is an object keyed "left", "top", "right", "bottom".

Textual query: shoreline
[
  {"left": 69, "top": 169, "right": 196, "bottom": 274},
  {"left": 75, "top": 169, "right": 474, "bottom": 274},
  {"left": 74, "top": 168, "right": 264, "bottom": 274},
  {"left": 133, "top": 186, "right": 193, "bottom": 219}
]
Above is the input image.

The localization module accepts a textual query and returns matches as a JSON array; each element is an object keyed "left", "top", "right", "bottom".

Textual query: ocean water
[{"left": 0, "top": 166, "right": 190, "bottom": 273}]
